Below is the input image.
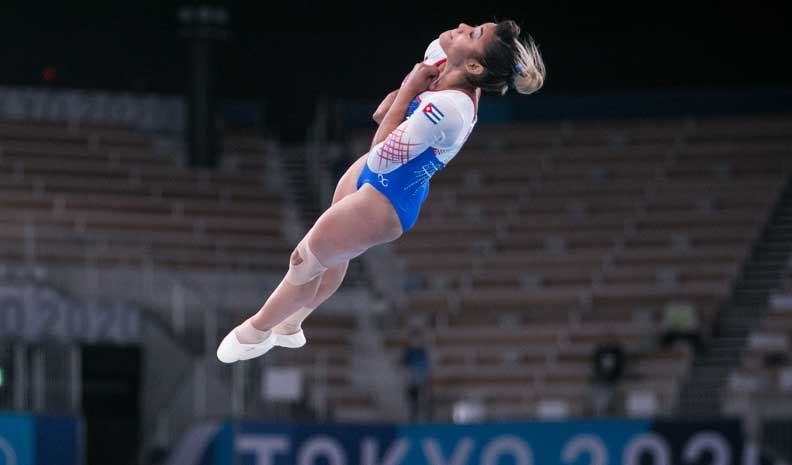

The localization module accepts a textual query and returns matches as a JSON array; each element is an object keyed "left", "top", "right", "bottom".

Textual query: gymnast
[{"left": 218, "top": 20, "right": 545, "bottom": 363}]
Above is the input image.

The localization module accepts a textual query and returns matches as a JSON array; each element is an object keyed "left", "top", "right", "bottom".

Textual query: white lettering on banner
[
  {"left": 623, "top": 433, "right": 670, "bottom": 465},
  {"left": 0, "top": 284, "right": 140, "bottom": 344},
  {"left": 562, "top": 434, "right": 607, "bottom": 465},
  {"left": 298, "top": 436, "right": 346, "bottom": 465},
  {"left": 0, "top": 437, "right": 18, "bottom": 465},
  {"left": 684, "top": 432, "right": 730, "bottom": 465},
  {"left": 422, "top": 438, "right": 474, "bottom": 465},
  {"left": 361, "top": 438, "right": 409, "bottom": 465},
  {"left": 87, "top": 301, "right": 114, "bottom": 343},
  {"left": 27, "top": 290, "right": 59, "bottom": 340},
  {"left": 236, "top": 435, "right": 290, "bottom": 465},
  {"left": 67, "top": 300, "right": 87, "bottom": 340},
  {"left": 0, "top": 297, "right": 23, "bottom": 335},
  {"left": 0, "top": 86, "right": 184, "bottom": 131},
  {"left": 229, "top": 427, "right": 739, "bottom": 465},
  {"left": 481, "top": 436, "right": 533, "bottom": 465}
]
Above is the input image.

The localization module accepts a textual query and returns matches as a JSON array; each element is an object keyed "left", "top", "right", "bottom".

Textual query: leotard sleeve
[{"left": 368, "top": 92, "right": 467, "bottom": 173}]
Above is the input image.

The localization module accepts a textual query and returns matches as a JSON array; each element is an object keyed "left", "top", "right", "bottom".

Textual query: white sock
[
  {"left": 273, "top": 307, "right": 315, "bottom": 335},
  {"left": 234, "top": 320, "right": 271, "bottom": 344}
]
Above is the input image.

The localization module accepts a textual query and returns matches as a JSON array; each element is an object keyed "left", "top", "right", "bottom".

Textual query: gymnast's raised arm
[{"left": 370, "top": 63, "right": 439, "bottom": 150}]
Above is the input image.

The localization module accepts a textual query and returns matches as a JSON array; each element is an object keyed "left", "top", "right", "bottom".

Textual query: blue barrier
[
  {"left": 0, "top": 414, "right": 81, "bottom": 465},
  {"left": 0, "top": 415, "right": 33, "bottom": 465},
  {"left": 201, "top": 419, "right": 743, "bottom": 465}
]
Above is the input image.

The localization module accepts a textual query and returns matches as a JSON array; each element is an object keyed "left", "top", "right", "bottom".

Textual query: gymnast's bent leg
[
  {"left": 271, "top": 154, "right": 367, "bottom": 346},
  {"left": 217, "top": 184, "right": 401, "bottom": 363},
  {"left": 216, "top": 237, "right": 327, "bottom": 363}
]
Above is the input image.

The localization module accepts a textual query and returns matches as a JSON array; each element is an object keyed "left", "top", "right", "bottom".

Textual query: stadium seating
[
  {"left": 0, "top": 120, "right": 367, "bottom": 422},
  {"left": 379, "top": 113, "right": 792, "bottom": 420},
  {"left": 0, "top": 122, "right": 290, "bottom": 270},
  {"left": 3, "top": 112, "right": 789, "bottom": 423}
]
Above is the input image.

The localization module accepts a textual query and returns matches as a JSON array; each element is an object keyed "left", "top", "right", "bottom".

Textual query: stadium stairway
[
  {"left": 279, "top": 144, "right": 324, "bottom": 230},
  {"left": 280, "top": 142, "right": 376, "bottom": 287},
  {"left": 677, "top": 175, "right": 792, "bottom": 415}
]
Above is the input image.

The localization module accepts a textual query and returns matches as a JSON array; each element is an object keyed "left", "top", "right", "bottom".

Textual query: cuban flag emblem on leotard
[{"left": 422, "top": 103, "right": 445, "bottom": 125}]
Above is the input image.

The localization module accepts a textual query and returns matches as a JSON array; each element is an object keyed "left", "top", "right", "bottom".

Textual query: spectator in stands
[
  {"left": 660, "top": 300, "right": 701, "bottom": 350},
  {"left": 590, "top": 335, "right": 624, "bottom": 416},
  {"left": 402, "top": 328, "right": 431, "bottom": 422}
]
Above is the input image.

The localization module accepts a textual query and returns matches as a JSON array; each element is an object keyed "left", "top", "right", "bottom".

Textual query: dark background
[{"left": 1, "top": 0, "right": 790, "bottom": 134}]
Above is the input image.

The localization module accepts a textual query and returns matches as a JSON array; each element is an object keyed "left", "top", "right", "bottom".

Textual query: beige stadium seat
[
  {"left": 0, "top": 122, "right": 291, "bottom": 272},
  {"left": 382, "top": 114, "right": 791, "bottom": 420}
]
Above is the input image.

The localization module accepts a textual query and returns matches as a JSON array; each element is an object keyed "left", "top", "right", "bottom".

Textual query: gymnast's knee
[{"left": 285, "top": 239, "right": 328, "bottom": 286}]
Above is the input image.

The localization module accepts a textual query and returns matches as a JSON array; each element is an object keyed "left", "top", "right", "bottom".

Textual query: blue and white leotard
[{"left": 357, "top": 39, "right": 479, "bottom": 232}]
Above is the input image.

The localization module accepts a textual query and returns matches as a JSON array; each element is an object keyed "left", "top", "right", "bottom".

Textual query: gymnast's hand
[{"left": 401, "top": 63, "right": 440, "bottom": 97}]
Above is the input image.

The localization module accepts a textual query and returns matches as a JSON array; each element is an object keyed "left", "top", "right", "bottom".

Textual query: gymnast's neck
[{"left": 430, "top": 64, "right": 477, "bottom": 100}]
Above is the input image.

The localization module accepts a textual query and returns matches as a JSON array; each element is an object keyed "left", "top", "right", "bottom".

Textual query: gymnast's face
[{"left": 439, "top": 22, "right": 497, "bottom": 77}]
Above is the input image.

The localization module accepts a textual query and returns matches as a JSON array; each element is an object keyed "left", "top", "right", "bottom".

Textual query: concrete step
[
  {"left": 711, "top": 334, "right": 746, "bottom": 344},
  {"left": 732, "top": 295, "right": 768, "bottom": 303},
  {"left": 762, "top": 237, "right": 792, "bottom": 245},
  {"left": 743, "top": 262, "right": 787, "bottom": 272},
  {"left": 700, "top": 357, "right": 740, "bottom": 366},
  {"left": 699, "top": 353, "right": 741, "bottom": 364},
  {"left": 681, "top": 379, "right": 723, "bottom": 387},
  {"left": 755, "top": 247, "right": 792, "bottom": 257},
  {"left": 719, "top": 306, "right": 757, "bottom": 315},
  {"left": 748, "top": 250, "right": 789, "bottom": 260},
  {"left": 717, "top": 316, "right": 754, "bottom": 325},
  {"left": 759, "top": 233, "right": 792, "bottom": 241},
  {"left": 719, "top": 310, "right": 756, "bottom": 320},
  {"left": 717, "top": 321, "right": 751, "bottom": 330},
  {"left": 738, "top": 271, "right": 779, "bottom": 280},
  {"left": 696, "top": 349, "right": 740, "bottom": 359},
  {"left": 737, "top": 270, "right": 783, "bottom": 287},
  {"left": 732, "top": 298, "right": 768, "bottom": 307},
  {"left": 693, "top": 353, "right": 736, "bottom": 363},
  {"left": 687, "top": 368, "right": 730, "bottom": 379},
  {"left": 755, "top": 245, "right": 792, "bottom": 255},
  {"left": 716, "top": 330, "right": 749, "bottom": 340},
  {"left": 691, "top": 360, "right": 733, "bottom": 369},
  {"left": 743, "top": 259, "right": 787, "bottom": 268},
  {"left": 733, "top": 296, "right": 769, "bottom": 306},
  {"left": 735, "top": 281, "right": 775, "bottom": 290}
]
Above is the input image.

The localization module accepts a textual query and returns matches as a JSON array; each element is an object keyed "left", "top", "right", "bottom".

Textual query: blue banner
[
  {"left": 202, "top": 418, "right": 743, "bottom": 465},
  {"left": 0, "top": 414, "right": 81, "bottom": 465},
  {"left": 0, "top": 415, "right": 34, "bottom": 465}
]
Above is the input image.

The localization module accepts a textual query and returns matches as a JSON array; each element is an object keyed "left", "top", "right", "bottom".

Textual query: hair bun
[
  {"left": 512, "top": 69, "right": 543, "bottom": 95},
  {"left": 511, "top": 36, "right": 546, "bottom": 95}
]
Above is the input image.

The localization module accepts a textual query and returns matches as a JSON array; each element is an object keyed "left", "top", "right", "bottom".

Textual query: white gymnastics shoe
[
  {"left": 216, "top": 328, "right": 277, "bottom": 364},
  {"left": 274, "top": 330, "right": 306, "bottom": 349}
]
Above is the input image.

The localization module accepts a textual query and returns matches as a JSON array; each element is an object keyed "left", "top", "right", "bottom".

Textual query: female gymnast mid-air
[{"left": 217, "top": 20, "right": 546, "bottom": 363}]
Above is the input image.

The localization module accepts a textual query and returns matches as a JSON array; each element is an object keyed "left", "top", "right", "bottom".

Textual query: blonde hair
[
  {"left": 468, "top": 20, "right": 546, "bottom": 96},
  {"left": 511, "top": 35, "right": 545, "bottom": 95}
]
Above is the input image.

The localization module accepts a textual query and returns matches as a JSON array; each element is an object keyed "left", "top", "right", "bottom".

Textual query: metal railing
[{"left": 0, "top": 342, "right": 81, "bottom": 415}]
